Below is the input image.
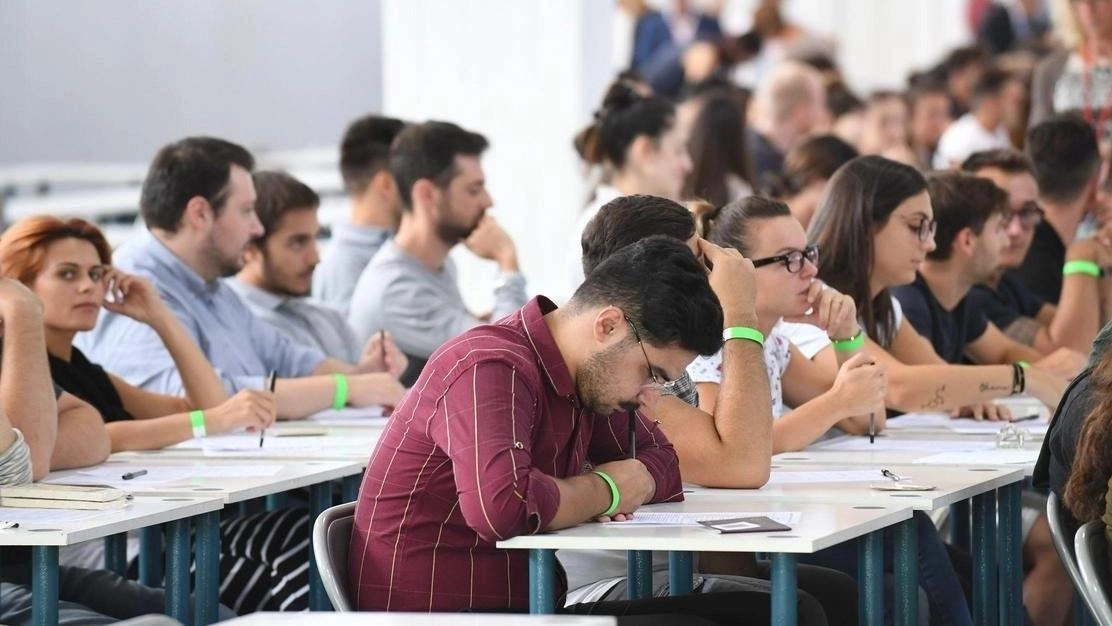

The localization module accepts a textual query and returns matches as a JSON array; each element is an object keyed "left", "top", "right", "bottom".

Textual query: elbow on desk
[
  {"left": 684, "top": 457, "right": 771, "bottom": 489},
  {"left": 458, "top": 492, "right": 538, "bottom": 543}
]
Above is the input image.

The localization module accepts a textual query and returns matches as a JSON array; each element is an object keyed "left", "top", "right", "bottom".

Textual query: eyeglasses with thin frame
[
  {"left": 751, "top": 245, "right": 819, "bottom": 274},
  {"left": 624, "top": 314, "right": 666, "bottom": 390},
  {"left": 908, "top": 219, "right": 937, "bottom": 243},
  {"left": 1001, "top": 202, "right": 1044, "bottom": 230}
]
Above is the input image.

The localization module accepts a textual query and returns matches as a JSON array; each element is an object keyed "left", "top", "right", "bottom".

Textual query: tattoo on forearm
[
  {"left": 921, "top": 385, "right": 946, "bottom": 409},
  {"left": 1003, "top": 317, "right": 1040, "bottom": 347},
  {"left": 980, "top": 381, "right": 1010, "bottom": 393}
]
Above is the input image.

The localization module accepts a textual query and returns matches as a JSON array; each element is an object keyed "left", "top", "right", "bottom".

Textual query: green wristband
[
  {"left": 722, "top": 326, "right": 765, "bottom": 347},
  {"left": 1063, "top": 260, "right": 1102, "bottom": 277},
  {"left": 189, "top": 410, "right": 206, "bottom": 438},
  {"left": 831, "top": 330, "right": 865, "bottom": 352},
  {"left": 591, "top": 470, "right": 621, "bottom": 517},
  {"left": 1016, "top": 360, "right": 1030, "bottom": 369},
  {"left": 332, "top": 374, "right": 349, "bottom": 411}
]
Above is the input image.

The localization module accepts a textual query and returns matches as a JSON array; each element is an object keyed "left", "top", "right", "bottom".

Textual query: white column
[{"left": 380, "top": 0, "right": 614, "bottom": 310}]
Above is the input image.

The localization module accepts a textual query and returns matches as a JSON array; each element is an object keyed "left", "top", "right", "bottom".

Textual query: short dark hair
[
  {"left": 340, "top": 114, "right": 406, "bottom": 196},
  {"left": 826, "top": 80, "right": 864, "bottom": 118},
  {"left": 766, "top": 134, "right": 858, "bottom": 197},
  {"left": 580, "top": 195, "right": 695, "bottom": 276},
  {"left": 906, "top": 76, "right": 951, "bottom": 109},
  {"left": 926, "top": 171, "right": 1007, "bottom": 261},
  {"left": 960, "top": 148, "right": 1033, "bottom": 176},
  {"left": 1026, "top": 114, "right": 1100, "bottom": 204},
  {"left": 942, "top": 45, "right": 988, "bottom": 76},
  {"left": 251, "top": 171, "right": 320, "bottom": 245},
  {"left": 140, "top": 137, "right": 255, "bottom": 232},
  {"left": 971, "top": 67, "right": 1011, "bottom": 105},
  {"left": 390, "top": 121, "right": 489, "bottom": 212},
  {"left": 571, "top": 235, "right": 723, "bottom": 357}
]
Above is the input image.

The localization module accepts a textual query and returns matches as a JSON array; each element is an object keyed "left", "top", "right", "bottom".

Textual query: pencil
[
  {"left": 628, "top": 409, "right": 637, "bottom": 459},
  {"left": 379, "top": 330, "right": 386, "bottom": 366},
  {"left": 869, "top": 412, "right": 875, "bottom": 444},
  {"left": 262, "top": 371, "right": 276, "bottom": 448}
]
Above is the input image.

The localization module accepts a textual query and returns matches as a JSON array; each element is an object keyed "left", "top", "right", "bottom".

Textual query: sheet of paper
[
  {"left": 949, "top": 423, "right": 1049, "bottom": 437},
  {"left": 306, "top": 407, "right": 388, "bottom": 426},
  {"left": 0, "top": 507, "right": 110, "bottom": 524},
  {"left": 883, "top": 412, "right": 954, "bottom": 430},
  {"left": 605, "top": 511, "right": 801, "bottom": 526},
  {"left": 43, "top": 464, "right": 285, "bottom": 486},
  {"left": 170, "top": 434, "right": 375, "bottom": 452},
  {"left": 913, "top": 449, "right": 1039, "bottom": 466},
  {"left": 816, "top": 438, "right": 995, "bottom": 453},
  {"left": 765, "top": 469, "right": 884, "bottom": 485}
]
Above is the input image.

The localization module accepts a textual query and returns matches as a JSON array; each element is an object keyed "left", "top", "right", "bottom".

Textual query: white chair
[
  {"left": 1075, "top": 520, "right": 1112, "bottom": 626},
  {"left": 1048, "top": 492, "right": 1100, "bottom": 625},
  {"left": 313, "top": 502, "right": 356, "bottom": 612}
]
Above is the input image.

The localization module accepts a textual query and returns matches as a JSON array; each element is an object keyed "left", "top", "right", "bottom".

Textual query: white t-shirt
[
  {"left": 932, "top": 113, "right": 1012, "bottom": 170},
  {"left": 777, "top": 321, "right": 831, "bottom": 359},
  {"left": 686, "top": 320, "right": 793, "bottom": 418}
]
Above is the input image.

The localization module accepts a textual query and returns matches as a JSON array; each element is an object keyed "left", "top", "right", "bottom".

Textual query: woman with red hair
[{"left": 0, "top": 216, "right": 275, "bottom": 449}]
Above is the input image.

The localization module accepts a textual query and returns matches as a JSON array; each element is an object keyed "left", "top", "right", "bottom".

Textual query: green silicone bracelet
[
  {"left": 591, "top": 470, "right": 621, "bottom": 517},
  {"left": 189, "top": 410, "right": 206, "bottom": 438},
  {"left": 722, "top": 326, "right": 765, "bottom": 347},
  {"left": 332, "top": 374, "right": 349, "bottom": 411},
  {"left": 1063, "top": 260, "right": 1102, "bottom": 277},
  {"left": 831, "top": 330, "right": 865, "bottom": 352},
  {"left": 1016, "top": 360, "right": 1030, "bottom": 369}
]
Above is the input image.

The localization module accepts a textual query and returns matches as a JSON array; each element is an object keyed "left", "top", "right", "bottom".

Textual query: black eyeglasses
[
  {"left": 624, "top": 314, "right": 665, "bottom": 390},
  {"left": 908, "top": 219, "right": 937, "bottom": 243},
  {"left": 1001, "top": 202, "right": 1044, "bottom": 230},
  {"left": 751, "top": 245, "right": 819, "bottom": 274}
]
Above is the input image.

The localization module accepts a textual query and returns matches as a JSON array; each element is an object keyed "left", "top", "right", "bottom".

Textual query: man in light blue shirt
[
  {"left": 231, "top": 171, "right": 405, "bottom": 368},
  {"left": 312, "top": 115, "right": 406, "bottom": 314},
  {"left": 78, "top": 137, "right": 407, "bottom": 419}
]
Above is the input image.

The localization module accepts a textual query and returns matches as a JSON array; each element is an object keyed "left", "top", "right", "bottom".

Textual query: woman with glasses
[
  {"left": 689, "top": 197, "right": 887, "bottom": 453},
  {"left": 810, "top": 155, "right": 1066, "bottom": 415}
]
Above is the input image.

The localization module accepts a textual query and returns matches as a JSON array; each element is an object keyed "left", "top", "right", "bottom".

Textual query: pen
[
  {"left": 869, "top": 412, "right": 875, "bottom": 444},
  {"left": 121, "top": 469, "right": 148, "bottom": 480},
  {"left": 0, "top": 521, "right": 19, "bottom": 530},
  {"left": 262, "top": 371, "right": 276, "bottom": 448},
  {"left": 379, "top": 330, "right": 386, "bottom": 366},
  {"left": 881, "top": 468, "right": 906, "bottom": 482},
  {"left": 1010, "top": 414, "right": 1040, "bottom": 423},
  {"left": 628, "top": 409, "right": 637, "bottom": 459}
]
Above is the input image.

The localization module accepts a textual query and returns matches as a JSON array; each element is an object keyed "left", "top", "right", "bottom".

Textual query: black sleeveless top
[{"left": 49, "top": 346, "right": 134, "bottom": 423}]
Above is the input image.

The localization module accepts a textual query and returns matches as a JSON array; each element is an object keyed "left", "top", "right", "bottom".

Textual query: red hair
[{"left": 0, "top": 216, "right": 112, "bottom": 286}]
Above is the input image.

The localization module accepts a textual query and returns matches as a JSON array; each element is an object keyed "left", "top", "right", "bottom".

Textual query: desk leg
[
  {"left": 893, "top": 517, "right": 918, "bottom": 626},
  {"left": 668, "top": 551, "right": 693, "bottom": 595},
  {"left": 858, "top": 530, "right": 884, "bottom": 626},
  {"left": 139, "top": 525, "right": 163, "bottom": 587},
  {"left": 950, "top": 500, "right": 971, "bottom": 551},
  {"left": 972, "top": 492, "right": 998, "bottom": 626},
  {"left": 265, "top": 492, "right": 288, "bottom": 511},
  {"left": 627, "top": 550, "right": 653, "bottom": 599},
  {"left": 998, "top": 484, "right": 1022, "bottom": 626},
  {"left": 165, "top": 519, "right": 191, "bottom": 625},
  {"left": 31, "top": 546, "right": 58, "bottom": 626},
  {"left": 194, "top": 511, "right": 221, "bottom": 625},
  {"left": 104, "top": 532, "right": 128, "bottom": 576},
  {"left": 309, "top": 481, "right": 333, "bottom": 611},
  {"left": 342, "top": 474, "right": 361, "bottom": 503},
  {"left": 770, "top": 553, "right": 798, "bottom": 626},
  {"left": 529, "top": 549, "right": 556, "bottom": 614}
]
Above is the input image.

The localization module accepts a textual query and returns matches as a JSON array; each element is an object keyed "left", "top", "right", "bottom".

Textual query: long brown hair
[
  {"left": 0, "top": 216, "right": 112, "bottom": 286},
  {"left": 1065, "top": 348, "right": 1112, "bottom": 522}
]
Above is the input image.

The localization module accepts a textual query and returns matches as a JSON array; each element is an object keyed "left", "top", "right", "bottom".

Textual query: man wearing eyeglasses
[{"left": 963, "top": 144, "right": 1112, "bottom": 354}]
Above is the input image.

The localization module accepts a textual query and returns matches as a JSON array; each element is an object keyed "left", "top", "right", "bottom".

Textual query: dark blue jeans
[{"left": 799, "top": 511, "right": 972, "bottom": 626}]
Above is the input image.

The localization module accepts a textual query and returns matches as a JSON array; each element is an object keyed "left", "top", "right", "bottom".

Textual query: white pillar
[{"left": 380, "top": 0, "right": 614, "bottom": 310}]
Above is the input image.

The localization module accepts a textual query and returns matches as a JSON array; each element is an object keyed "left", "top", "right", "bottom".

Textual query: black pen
[
  {"left": 121, "top": 469, "right": 148, "bottom": 480},
  {"left": 1010, "top": 414, "right": 1040, "bottom": 423},
  {"left": 262, "top": 371, "right": 276, "bottom": 448},
  {"left": 869, "top": 412, "right": 875, "bottom": 444},
  {"left": 628, "top": 409, "right": 637, "bottom": 459}
]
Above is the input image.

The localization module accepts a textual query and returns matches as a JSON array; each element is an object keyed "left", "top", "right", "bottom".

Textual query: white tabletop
[
  {"left": 222, "top": 613, "right": 616, "bottom": 625},
  {"left": 498, "top": 500, "right": 911, "bottom": 554},
  {"left": 42, "top": 458, "right": 363, "bottom": 504},
  {"left": 0, "top": 495, "right": 222, "bottom": 546},
  {"left": 775, "top": 434, "right": 1042, "bottom": 476},
  {"left": 112, "top": 431, "right": 378, "bottom": 464},
  {"left": 685, "top": 463, "right": 1024, "bottom": 511}
]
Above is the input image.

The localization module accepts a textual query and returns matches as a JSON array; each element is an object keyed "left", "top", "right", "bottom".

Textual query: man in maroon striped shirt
[{"left": 349, "top": 236, "right": 736, "bottom": 614}]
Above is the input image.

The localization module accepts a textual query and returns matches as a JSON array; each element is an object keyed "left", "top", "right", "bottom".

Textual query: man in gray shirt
[
  {"left": 78, "top": 137, "right": 407, "bottom": 419},
  {"left": 348, "top": 121, "right": 527, "bottom": 376},
  {"left": 312, "top": 115, "right": 406, "bottom": 314},
  {"left": 231, "top": 171, "right": 406, "bottom": 370}
]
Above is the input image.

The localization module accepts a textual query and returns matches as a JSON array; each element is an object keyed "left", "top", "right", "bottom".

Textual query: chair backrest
[
  {"left": 313, "top": 501, "right": 357, "bottom": 612},
  {"left": 1075, "top": 520, "right": 1112, "bottom": 626},
  {"left": 1048, "top": 493, "right": 1102, "bottom": 624}
]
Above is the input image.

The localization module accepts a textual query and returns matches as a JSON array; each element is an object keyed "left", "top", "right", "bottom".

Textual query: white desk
[
  {"left": 0, "top": 495, "right": 222, "bottom": 626},
  {"left": 499, "top": 500, "right": 911, "bottom": 626},
  {"left": 113, "top": 432, "right": 379, "bottom": 464},
  {"left": 774, "top": 437, "right": 1042, "bottom": 477},
  {"left": 224, "top": 613, "right": 617, "bottom": 625}
]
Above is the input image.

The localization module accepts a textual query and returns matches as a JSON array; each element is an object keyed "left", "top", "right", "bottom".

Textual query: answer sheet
[
  {"left": 44, "top": 464, "right": 285, "bottom": 486},
  {"left": 816, "top": 438, "right": 995, "bottom": 452},
  {"left": 605, "top": 511, "right": 801, "bottom": 526},
  {"left": 913, "top": 449, "right": 1038, "bottom": 465},
  {"left": 765, "top": 469, "right": 885, "bottom": 484}
]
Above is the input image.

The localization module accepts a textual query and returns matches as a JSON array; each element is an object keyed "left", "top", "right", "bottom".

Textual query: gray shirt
[
  {"left": 311, "top": 221, "right": 391, "bottom": 315},
  {"left": 228, "top": 278, "right": 360, "bottom": 364},
  {"left": 75, "top": 230, "right": 326, "bottom": 393},
  {"left": 347, "top": 239, "right": 527, "bottom": 358}
]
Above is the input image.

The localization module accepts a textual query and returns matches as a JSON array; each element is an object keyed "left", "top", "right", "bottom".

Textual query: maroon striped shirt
[{"left": 349, "top": 296, "right": 684, "bottom": 611}]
